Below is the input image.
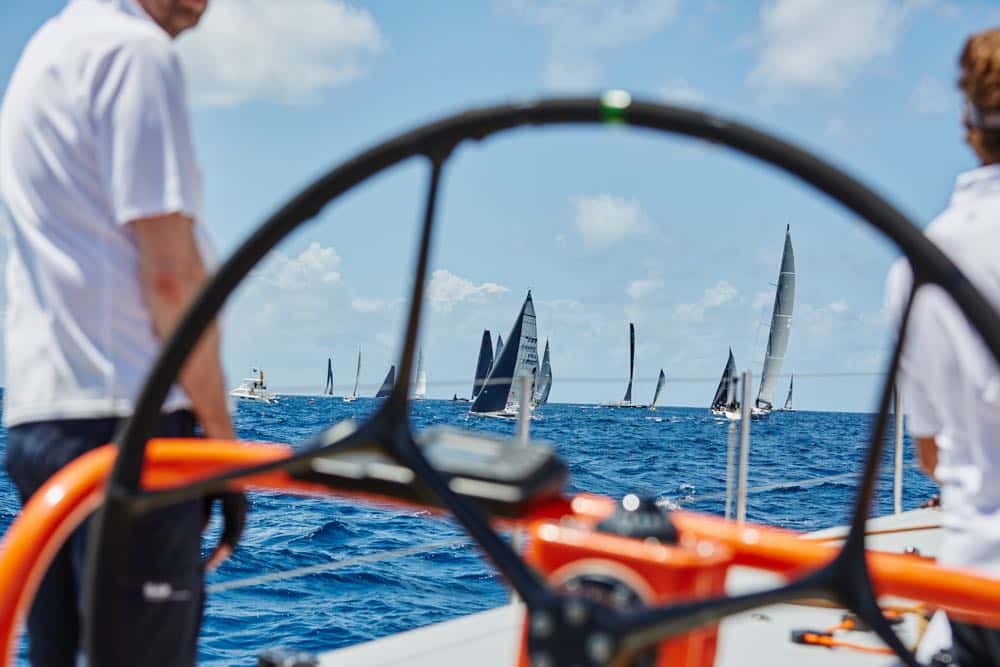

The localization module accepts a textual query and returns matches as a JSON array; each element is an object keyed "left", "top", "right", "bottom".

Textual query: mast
[
  {"left": 472, "top": 291, "right": 536, "bottom": 414},
  {"left": 375, "top": 365, "right": 395, "bottom": 398},
  {"left": 711, "top": 349, "right": 736, "bottom": 410},
  {"left": 472, "top": 329, "right": 494, "bottom": 399},
  {"left": 756, "top": 225, "right": 795, "bottom": 411},
  {"left": 414, "top": 348, "right": 427, "bottom": 399},
  {"left": 324, "top": 357, "right": 335, "bottom": 395},
  {"left": 650, "top": 369, "right": 666, "bottom": 409},
  {"left": 783, "top": 374, "right": 794, "bottom": 411},
  {"left": 622, "top": 322, "right": 636, "bottom": 404},
  {"left": 351, "top": 348, "right": 361, "bottom": 399},
  {"left": 534, "top": 338, "right": 553, "bottom": 406}
]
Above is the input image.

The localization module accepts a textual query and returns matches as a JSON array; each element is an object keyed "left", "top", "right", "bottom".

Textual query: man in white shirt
[
  {"left": 885, "top": 27, "right": 1000, "bottom": 667},
  {"left": 0, "top": 1, "right": 243, "bottom": 664}
]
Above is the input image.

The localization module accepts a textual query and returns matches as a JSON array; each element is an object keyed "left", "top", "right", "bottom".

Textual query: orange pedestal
[{"left": 520, "top": 521, "right": 733, "bottom": 667}]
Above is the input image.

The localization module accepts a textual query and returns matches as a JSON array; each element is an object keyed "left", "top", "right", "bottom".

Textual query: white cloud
[
  {"left": 909, "top": 76, "right": 954, "bottom": 115},
  {"left": 178, "top": 0, "right": 386, "bottom": 107},
  {"left": 747, "top": 0, "right": 925, "bottom": 95},
  {"left": 500, "top": 0, "right": 680, "bottom": 90},
  {"left": 427, "top": 269, "right": 509, "bottom": 312},
  {"left": 626, "top": 278, "right": 663, "bottom": 301},
  {"left": 572, "top": 194, "right": 648, "bottom": 249},
  {"left": 674, "top": 280, "right": 738, "bottom": 322},
  {"left": 802, "top": 299, "right": 851, "bottom": 337},
  {"left": 659, "top": 79, "right": 706, "bottom": 105},
  {"left": 752, "top": 290, "right": 773, "bottom": 312},
  {"left": 260, "top": 241, "right": 342, "bottom": 290}
]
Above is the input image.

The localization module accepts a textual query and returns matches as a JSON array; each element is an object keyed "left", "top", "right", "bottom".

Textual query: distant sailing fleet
[{"left": 235, "top": 226, "right": 795, "bottom": 418}]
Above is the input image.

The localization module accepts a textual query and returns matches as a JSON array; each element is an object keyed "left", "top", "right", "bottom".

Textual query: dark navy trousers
[{"left": 5, "top": 411, "right": 204, "bottom": 667}]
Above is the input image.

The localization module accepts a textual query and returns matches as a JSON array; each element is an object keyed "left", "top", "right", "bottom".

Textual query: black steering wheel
[{"left": 82, "top": 94, "right": 1000, "bottom": 666}]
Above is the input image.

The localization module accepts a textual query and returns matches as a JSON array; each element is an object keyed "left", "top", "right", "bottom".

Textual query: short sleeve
[
  {"left": 93, "top": 39, "right": 200, "bottom": 225},
  {"left": 884, "top": 259, "right": 944, "bottom": 437}
]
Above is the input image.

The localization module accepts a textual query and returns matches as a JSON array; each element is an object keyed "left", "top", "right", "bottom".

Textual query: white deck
[{"left": 320, "top": 508, "right": 942, "bottom": 666}]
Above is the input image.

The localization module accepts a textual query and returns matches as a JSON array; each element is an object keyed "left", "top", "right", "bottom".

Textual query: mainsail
[
  {"left": 622, "top": 322, "right": 636, "bottom": 404},
  {"left": 375, "top": 365, "right": 395, "bottom": 398},
  {"left": 414, "top": 348, "right": 427, "bottom": 399},
  {"left": 650, "top": 369, "right": 666, "bottom": 409},
  {"left": 756, "top": 225, "right": 795, "bottom": 412},
  {"left": 351, "top": 348, "right": 361, "bottom": 399},
  {"left": 494, "top": 334, "right": 504, "bottom": 367},
  {"left": 711, "top": 349, "right": 736, "bottom": 411},
  {"left": 534, "top": 338, "right": 553, "bottom": 406},
  {"left": 324, "top": 357, "right": 334, "bottom": 395},
  {"left": 472, "top": 329, "right": 494, "bottom": 399},
  {"left": 471, "top": 291, "right": 538, "bottom": 414},
  {"left": 783, "top": 375, "right": 794, "bottom": 411}
]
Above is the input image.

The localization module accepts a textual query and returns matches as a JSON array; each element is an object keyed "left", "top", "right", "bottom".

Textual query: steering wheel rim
[{"left": 83, "top": 94, "right": 1000, "bottom": 665}]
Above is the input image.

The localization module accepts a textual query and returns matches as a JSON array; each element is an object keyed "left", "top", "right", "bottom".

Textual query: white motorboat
[{"left": 229, "top": 368, "right": 278, "bottom": 404}]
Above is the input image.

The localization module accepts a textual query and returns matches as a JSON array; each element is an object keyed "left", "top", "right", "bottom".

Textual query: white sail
[
  {"left": 756, "top": 225, "right": 795, "bottom": 412},
  {"left": 507, "top": 293, "right": 539, "bottom": 411},
  {"left": 342, "top": 347, "right": 361, "bottom": 402},
  {"left": 414, "top": 348, "right": 428, "bottom": 399}
]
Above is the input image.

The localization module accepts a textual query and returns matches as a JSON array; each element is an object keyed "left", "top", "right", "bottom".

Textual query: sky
[{"left": 2, "top": 0, "right": 999, "bottom": 412}]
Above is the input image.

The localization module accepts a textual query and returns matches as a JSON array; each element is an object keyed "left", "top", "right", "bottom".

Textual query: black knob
[{"left": 596, "top": 494, "right": 678, "bottom": 544}]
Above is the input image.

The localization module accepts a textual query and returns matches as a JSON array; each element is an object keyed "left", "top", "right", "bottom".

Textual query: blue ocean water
[{"left": 0, "top": 395, "right": 936, "bottom": 665}]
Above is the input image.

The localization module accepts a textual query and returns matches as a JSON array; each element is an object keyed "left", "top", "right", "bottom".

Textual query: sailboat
[
  {"left": 753, "top": 225, "right": 795, "bottom": 417},
  {"left": 710, "top": 349, "right": 736, "bottom": 417},
  {"left": 375, "top": 365, "right": 395, "bottom": 399},
  {"left": 533, "top": 338, "right": 552, "bottom": 406},
  {"left": 648, "top": 369, "right": 666, "bottom": 410},
  {"left": 606, "top": 322, "right": 644, "bottom": 408},
  {"left": 413, "top": 349, "right": 428, "bottom": 399},
  {"left": 782, "top": 374, "right": 794, "bottom": 411},
  {"left": 342, "top": 348, "right": 361, "bottom": 403},
  {"left": 323, "top": 357, "right": 334, "bottom": 396},
  {"left": 470, "top": 291, "right": 539, "bottom": 418}
]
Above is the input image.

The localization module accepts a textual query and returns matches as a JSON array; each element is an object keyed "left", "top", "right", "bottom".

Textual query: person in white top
[
  {"left": 0, "top": 1, "right": 244, "bottom": 665},
  {"left": 885, "top": 26, "right": 1000, "bottom": 667}
]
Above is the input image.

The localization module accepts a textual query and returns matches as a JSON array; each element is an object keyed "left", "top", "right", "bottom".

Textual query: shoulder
[{"left": 61, "top": 2, "right": 183, "bottom": 97}]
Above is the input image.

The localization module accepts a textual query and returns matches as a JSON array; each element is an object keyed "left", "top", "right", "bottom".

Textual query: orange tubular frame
[{"left": 2, "top": 440, "right": 1000, "bottom": 664}]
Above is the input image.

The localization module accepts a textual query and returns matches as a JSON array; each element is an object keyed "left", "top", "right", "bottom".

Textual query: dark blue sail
[
  {"left": 472, "top": 295, "right": 531, "bottom": 414},
  {"left": 711, "top": 349, "right": 736, "bottom": 410},
  {"left": 324, "top": 357, "right": 334, "bottom": 395},
  {"left": 472, "top": 329, "right": 494, "bottom": 399},
  {"left": 622, "top": 322, "right": 635, "bottom": 403},
  {"left": 494, "top": 334, "right": 504, "bottom": 368},
  {"left": 534, "top": 339, "right": 552, "bottom": 406},
  {"left": 375, "top": 365, "right": 395, "bottom": 398}
]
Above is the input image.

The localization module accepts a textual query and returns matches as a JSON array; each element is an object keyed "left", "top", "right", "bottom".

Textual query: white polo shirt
[
  {"left": 0, "top": 0, "right": 207, "bottom": 426},
  {"left": 885, "top": 163, "right": 1000, "bottom": 575}
]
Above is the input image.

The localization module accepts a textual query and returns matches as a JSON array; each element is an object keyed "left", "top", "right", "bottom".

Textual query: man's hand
[{"left": 203, "top": 492, "right": 248, "bottom": 571}]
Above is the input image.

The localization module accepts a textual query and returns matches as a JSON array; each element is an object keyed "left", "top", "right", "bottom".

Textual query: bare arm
[
  {"left": 130, "top": 213, "right": 234, "bottom": 440},
  {"left": 916, "top": 436, "right": 939, "bottom": 480}
]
